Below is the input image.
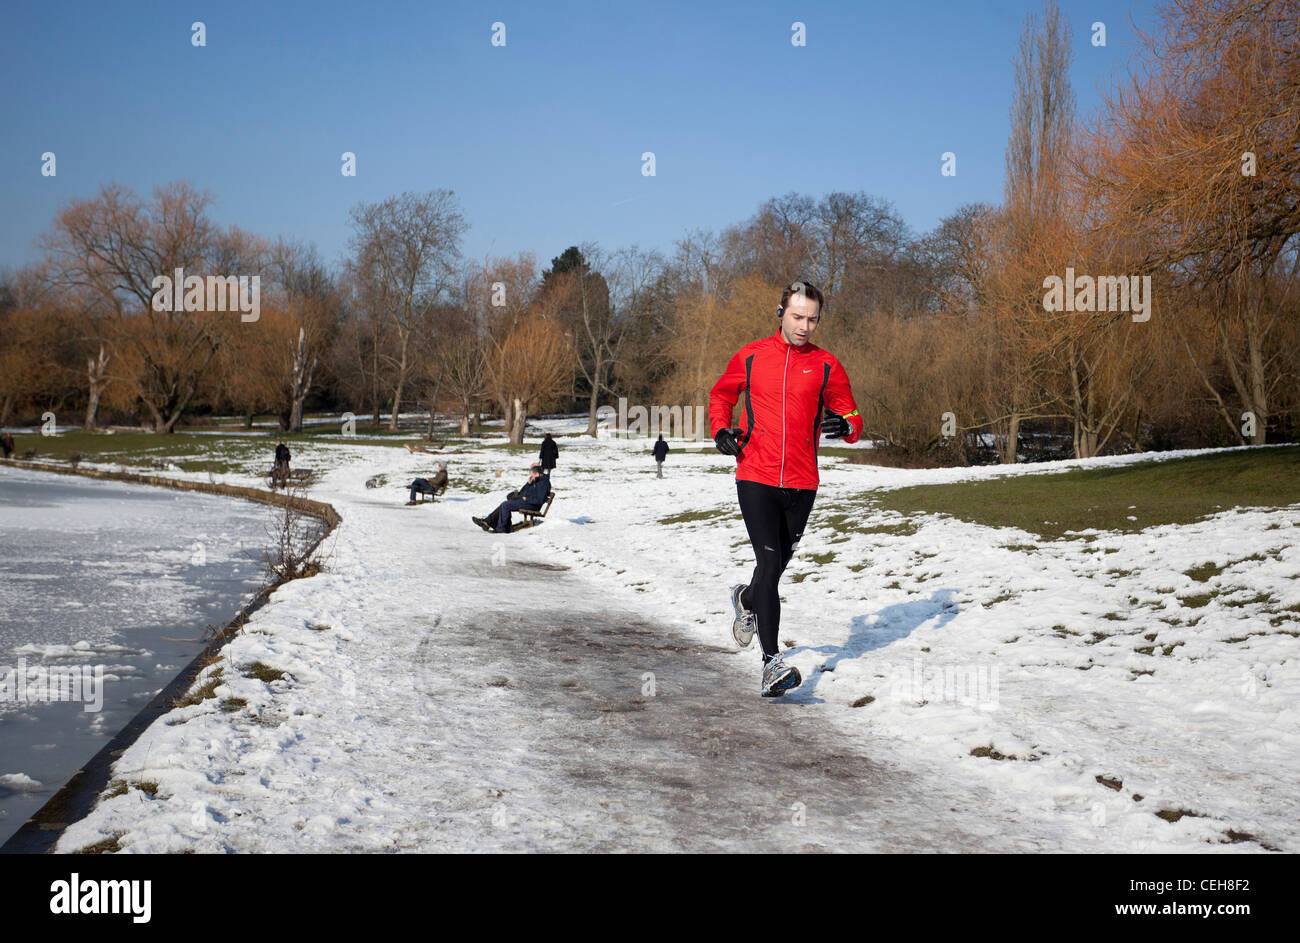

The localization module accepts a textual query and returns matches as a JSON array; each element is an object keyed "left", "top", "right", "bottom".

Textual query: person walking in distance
[
  {"left": 272, "top": 441, "right": 291, "bottom": 489},
  {"left": 710, "top": 279, "right": 863, "bottom": 697},
  {"left": 652, "top": 433, "right": 669, "bottom": 478},
  {"left": 539, "top": 432, "right": 559, "bottom": 478}
]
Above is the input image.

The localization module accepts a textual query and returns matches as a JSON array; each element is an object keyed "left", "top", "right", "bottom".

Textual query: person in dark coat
[
  {"left": 1, "top": 432, "right": 14, "bottom": 459},
  {"left": 406, "top": 464, "right": 449, "bottom": 504},
  {"left": 473, "top": 462, "right": 550, "bottom": 533},
  {"left": 653, "top": 434, "right": 669, "bottom": 478},
  {"left": 272, "top": 441, "right": 291, "bottom": 488},
  {"left": 539, "top": 433, "right": 558, "bottom": 476}
]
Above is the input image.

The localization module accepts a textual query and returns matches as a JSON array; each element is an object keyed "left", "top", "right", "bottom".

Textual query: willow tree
[{"left": 1083, "top": 0, "right": 1300, "bottom": 444}]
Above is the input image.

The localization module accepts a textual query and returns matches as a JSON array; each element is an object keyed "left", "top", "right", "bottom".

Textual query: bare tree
[
  {"left": 977, "top": 2, "right": 1076, "bottom": 462},
  {"left": 39, "top": 181, "right": 268, "bottom": 433},
  {"left": 348, "top": 190, "right": 468, "bottom": 431}
]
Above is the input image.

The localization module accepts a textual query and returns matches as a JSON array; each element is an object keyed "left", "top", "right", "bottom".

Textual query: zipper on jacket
[{"left": 779, "top": 345, "right": 790, "bottom": 486}]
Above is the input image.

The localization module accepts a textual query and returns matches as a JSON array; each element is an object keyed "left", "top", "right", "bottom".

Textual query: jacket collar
[{"left": 771, "top": 328, "right": 817, "bottom": 354}]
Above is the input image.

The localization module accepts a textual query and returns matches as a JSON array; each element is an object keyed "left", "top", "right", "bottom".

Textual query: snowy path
[
  {"left": 46, "top": 433, "right": 1298, "bottom": 853},
  {"left": 49, "top": 457, "right": 1038, "bottom": 852},
  {"left": 378, "top": 593, "right": 1015, "bottom": 853}
]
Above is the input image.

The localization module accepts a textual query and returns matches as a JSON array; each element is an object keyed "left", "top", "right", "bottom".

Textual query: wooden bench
[
  {"left": 413, "top": 479, "right": 447, "bottom": 502},
  {"left": 269, "top": 466, "right": 313, "bottom": 489},
  {"left": 514, "top": 491, "right": 555, "bottom": 529},
  {"left": 412, "top": 470, "right": 449, "bottom": 503}
]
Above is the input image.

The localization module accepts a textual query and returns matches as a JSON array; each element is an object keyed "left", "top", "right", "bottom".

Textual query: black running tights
[{"left": 736, "top": 479, "right": 817, "bottom": 660}]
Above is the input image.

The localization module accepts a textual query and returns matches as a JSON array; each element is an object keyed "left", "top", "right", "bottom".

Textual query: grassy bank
[
  {"left": 871, "top": 446, "right": 1300, "bottom": 538},
  {"left": 0, "top": 425, "right": 485, "bottom": 475}
]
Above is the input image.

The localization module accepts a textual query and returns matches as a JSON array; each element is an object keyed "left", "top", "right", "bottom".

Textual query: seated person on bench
[
  {"left": 406, "top": 464, "right": 449, "bottom": 504},
  {"left": 473, "top": 462, "right": 549, "bottom": 532}
]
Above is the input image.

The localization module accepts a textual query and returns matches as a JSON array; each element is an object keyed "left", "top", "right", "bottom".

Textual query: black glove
[
  {"left": 507, "top": 490, "right": 521, "bottom": 500},
  {"left": 714, "top": 428, "right": 744, "bottom": 458},
  {"left": 821, "top": 409, "right": 851, "bottom": 439}
]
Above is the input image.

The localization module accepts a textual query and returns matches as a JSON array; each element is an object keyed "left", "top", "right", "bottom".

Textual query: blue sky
[{"left": 0, "top": 0, "right": 1155, "bottom": 275}]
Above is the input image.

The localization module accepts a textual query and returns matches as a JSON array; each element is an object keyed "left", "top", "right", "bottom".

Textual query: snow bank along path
[{"left": 49, "top": 434, "right": 1299, "bottom": 852}]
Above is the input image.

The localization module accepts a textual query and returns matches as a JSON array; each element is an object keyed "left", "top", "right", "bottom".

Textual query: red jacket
[{"left": 709, "top": 329, "right": 863, "bottom": 489}]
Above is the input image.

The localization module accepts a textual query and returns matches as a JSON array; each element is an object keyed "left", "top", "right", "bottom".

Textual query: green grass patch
[
  {"left": 1185, "top": 562, "right": 1227, "bottom": 583},
  {"left": 1223, "top": 592, "right": 1275, "bottom": 608},
  {"left": 4, "top": 425, "right": 443, "bottom": 475},
  {"left": 818, "top": 512, "right": 919, "bottom": 538},
  {"left": 243, "top": 662, "right": 287, "bottom": 683},
  {"left": 73, "top": 835, "right": 124, "bottom": 854},
  {"left": 870, "top": 446, "right": 1300, "bottom": 538},
  {"left": 659, "top": 507, "right": 729, "bottom": 526},
  {"left": 175, "top": 666, "right": 224, "bottom": 707}
]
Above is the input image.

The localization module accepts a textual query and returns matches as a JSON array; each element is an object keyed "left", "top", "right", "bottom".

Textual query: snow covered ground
[{"left": 34, "top": 423, "right": 1299, "bottom": 853}]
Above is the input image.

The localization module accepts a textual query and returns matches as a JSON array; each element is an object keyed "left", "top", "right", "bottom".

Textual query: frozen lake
[{"left": 0, "top": 465, "right": 276, "bottom": 846}]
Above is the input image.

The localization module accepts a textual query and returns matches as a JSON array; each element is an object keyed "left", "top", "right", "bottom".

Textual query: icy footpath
[
  {"left": 51, "top": 452, "right": 1029, "bottom": 852},
  {"left": 51, "top": 437, "right": 1299, "bottom": 852},
  {"left": 520, "top": 437, "right": 1300, "bottom": 854}
]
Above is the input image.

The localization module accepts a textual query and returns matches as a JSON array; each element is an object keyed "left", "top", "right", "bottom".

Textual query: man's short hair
[{"left": 779, "top": 278, "right": 825, "bottom": 316}]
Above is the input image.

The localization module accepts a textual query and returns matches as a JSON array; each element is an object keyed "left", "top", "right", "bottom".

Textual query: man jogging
[{"left": 709, "top": 279, "right": 863, "bottom": 696}]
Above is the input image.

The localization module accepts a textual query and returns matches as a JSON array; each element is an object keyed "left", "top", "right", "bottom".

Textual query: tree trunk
[
  {"left": 288, "top": 327, "right": 315, "bottom": 435},
  {"left": 389, "top": 335, "right": 410, "bottom": 431},
  {"left": 584, "top": 349, "right": 604, "bottom": 437},
  {"left": 509, "top": 396, "right": 526, "bottom": 445},
  {"left": 424, "top": 379, "right": 441, "bottom": 439},
  {"left": 500, "top": 397, "right": 513, "bottom": 436},
  {"left": 85, "top": 345, "right": 109, "bottom": 431},
  {"left": 999, "top": 414, "right": 1021, "bottom": 464},
  {"left": 1246, "top": 310, "right": 1268, "bottom": 445},
  {"left": 371, "top": 335, "right": 381, "bottom": 424},
  {"left": 1219, "top": 317, "right": 1267, "bottom": 446}
]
